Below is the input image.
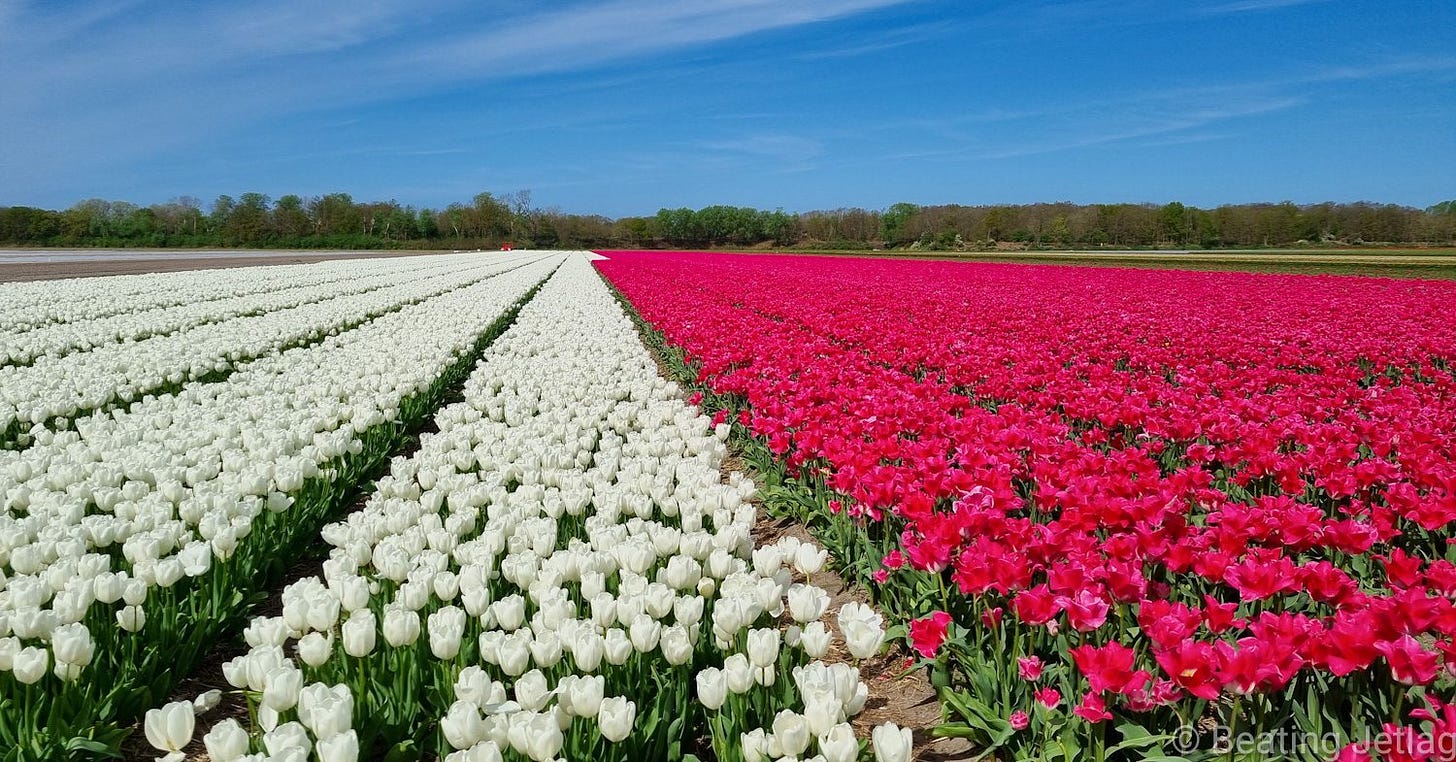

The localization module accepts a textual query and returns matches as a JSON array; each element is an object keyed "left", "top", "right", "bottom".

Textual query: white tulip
[
  {"left": 497, "top": 634, "right": 531, "bottom": 677},
  {"left": 514, "top": 669, "right": 551, "bottom": 712},
  {"left": 603, "top": 628, "right": 633, "bottom": 666},
  {"left": 382, "top": 606, "right": 420, "bottom": 648},
  {"left": 51, "top": 622, "right": 94, "bottom": 666},
  {"left": 597, "top": 696, "right": 635, "bottom": 743},
  {"left": 787, "top": 584, "right": 831, "bottom": 624},
  {"left": 661, "top": 624, "right": 693, "bottom": 665},
  {"left": 819, "top": 723, "right": 858, "bottom": 762},
  {"left": 724, "top": 652, "right": 754, "bottom": 694},
  {"left": 317, "top": 729, "right": 360, "bottom": 762},
  {"left": 193, "top": 689, "right": 222, "bottom": 715},
  {"left": 263, "top": 721, "right": 311, "bottom": 757},
  {"left": 747, "top": 627, "right": 782, "bottom": 669},
  {"left": 428, "top": 605, "right": 466, "bottom": 660},
  {"left": 261, "top": 665, "right": 304, "bottom": 712},
  {"left": 342, "top": 609, "right": 376, "bottom": 657},
  {"left": 799, "top": 621, "right": 832, "bottom": 659},
  {"left": 519, "top": 711, "right": 564, "bottom": 761},
  {"left": 742, "top": 728, "right": 769, "bottom": 762},
  {"left": 299, "top": 683, "right": 352, "bottom": 740},
  {"left": 772, "top": 710, "right": 812, "bottom": 758},
  {"left": 13, "top": 646, "right": 47, "bottom": 684},
  {"left": 203, "top": 718, "right": 249, "bottom": 762},
  {"left": 872, "top": 722, "right": 913, "bottom": 762},
  {"left": 442, "top": 701, "right": 485, "bottom": 750},
  {"left": 695, "top": 667, "right": 727, "bottom": 711},
  {"left": 116, "top": 604, "right": 147, "bottom": 632},
  {"left": 296, "top": 631, "right": 333, "bottom": 667},
  {"left": 572, "top": 631, "right": 604, "bottom": 672},
  {"left": 144, "top": 701, "right": 195, "bottom": 754},
  {"left": 567, "top": 673, "right": 605, "bottom": 717}
]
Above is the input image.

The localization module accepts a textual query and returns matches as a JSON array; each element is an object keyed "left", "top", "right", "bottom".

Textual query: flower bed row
[
  {"left": 0, "top": 260, "right": 381, "bottom": 332},
  {"left": 0, "top": 253, "right": 551, "bottom": 447},
  {"left": 138, "top": 255, "right": 912, "bottom": 762},
  {"left": 0, "top": 253, "right": 564, "bottom": 758},
  {"left": 0, "top": 254, "right": 479, "bottom": 367},
  {"left": 596, "top": 250, "right": 1456, "bottom": 761}
]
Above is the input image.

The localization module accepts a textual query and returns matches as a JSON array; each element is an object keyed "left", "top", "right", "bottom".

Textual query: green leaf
[
  {"left": 63, "top": 737, "right": 120, "bottom": 757},
  {"left": 931, "top": 722, "right": 981, "bottom": 739}
]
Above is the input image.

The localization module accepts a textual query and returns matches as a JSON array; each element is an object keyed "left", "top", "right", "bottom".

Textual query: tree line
[{"left": 1, "top": 192, "right": 1452, "bottom": 250}]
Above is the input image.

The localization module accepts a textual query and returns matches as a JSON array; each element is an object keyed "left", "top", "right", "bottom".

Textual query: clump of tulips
[
  {"left": 0, "top": 253, "right": 547, "bottom": 445},
  {"left": 0, "top": 254, "right": 564, "bottom": 758},
  {"left": 599, "top": 250, "right": 1456, "bottom": 760},
  {"left": 140, "top": 256, "right": 913, "bottom": 762}
]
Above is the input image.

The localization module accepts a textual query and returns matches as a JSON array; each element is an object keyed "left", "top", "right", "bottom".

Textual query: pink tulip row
[{"left": 596, "top": 250, "right": 1456, "bottom": 757}]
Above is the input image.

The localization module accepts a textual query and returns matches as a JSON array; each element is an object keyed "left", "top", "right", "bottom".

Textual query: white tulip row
[
  {"left": 147, "top": 255, "right": 911, "bottom": 762},
  {"left": 0, "top": 254, "right": 473, "bottom": 332},
  {"left": 0, "top": 252, "right": 555, "bottom": 440},
  {"left": 0, "top": 254, "right": 567, "bottom": 699},
  {"left": 0, "top": 255, "right": 489, "bottom": 367}
]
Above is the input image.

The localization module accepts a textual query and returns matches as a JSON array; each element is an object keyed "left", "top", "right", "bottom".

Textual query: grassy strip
[
  {"left": 3, "top": 266, "right": 558, "bottom": 761},
  {"left": 0, "top": 259, "right": 544, "bottom": 450}
]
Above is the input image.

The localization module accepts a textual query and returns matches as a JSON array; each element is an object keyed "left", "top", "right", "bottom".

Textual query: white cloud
[{"left": 0, "top": 0, "right": 912, "bottom": 199}]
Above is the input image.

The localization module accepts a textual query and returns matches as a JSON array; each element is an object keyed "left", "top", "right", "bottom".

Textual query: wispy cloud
[
  {"left": 0, "top": 0, "right": 912, "bottom": 197},
  {"left": 976, "top": 96, "right": 1304, "bottom": 159},
  {"left": 796, "top": 20, "right": 949, "bottom": 60},
  {"left": 702, "top": 134, "right": 825, "bottom": 162},
  {"left": 1204, "top": 0, "right": 1330, "bottom": 14}
]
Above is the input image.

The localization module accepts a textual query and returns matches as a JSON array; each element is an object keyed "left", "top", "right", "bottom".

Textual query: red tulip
[{"left": 908, "top": 611, "right": 952, "bottom": 659}]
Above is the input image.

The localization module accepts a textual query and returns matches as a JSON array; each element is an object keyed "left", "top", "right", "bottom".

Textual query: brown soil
[
  {"left": 0, "top": 250, "right": 444, "bottom": 283},
  {"left": 748, "top": 513, "right": 975, "bottom": 762},
  {"left": 712, "top": 394, "right": 973, "bottom": 757}
]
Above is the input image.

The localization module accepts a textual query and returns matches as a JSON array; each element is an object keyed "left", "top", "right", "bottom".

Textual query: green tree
[{"left": 879, "top": 202, "right": 918, "bottom": 246}]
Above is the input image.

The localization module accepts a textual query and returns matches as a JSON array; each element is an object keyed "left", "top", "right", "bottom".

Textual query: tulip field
[
  {"left": 5, "top": 248, "right": 1456, "bottom": 762},
  {"left": 0, "top": 252, "right": 905, "bottom": 762},
  {"left": 596, "top": 250, "right": 1456, "bottom": 762}
]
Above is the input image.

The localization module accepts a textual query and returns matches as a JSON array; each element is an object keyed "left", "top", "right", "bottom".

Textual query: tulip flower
[
  {"left": 819, "top": 722, "right": 859, "bottom": 762},
  {"left": 799, "top": 621, "right": 832, "bottom": 659},
  {"left": 51, "top": 623, "right": 94, "bottom": 667},
  {"left": 787, "top": 584, "right": 831, "bottom": 624},
  {"left": 597, "top": 696, "right": 636, "bottom": 742},
  {"left": 696, "top": 667, "right": 727, "bottom": 711},
  {"left": 297, "top": 631, "right": 333, "bottom": 667},
  {"left": 772, "top": 710, "right": 812, "bottom": 758},
  {"left": 567, "top": 674, "right": 606, "bottom": 717},
  {"left": 871, "top": 722, "right": 912, "bottom": 762},
  {"left": 724, "top": 652, "right": 754, "bottom": 694},
  {"left": 262, "top": 665, "right": 304, "bottom": 712},
  {"left": 193, "top": 689, "right": 222, "bottom": 715},
  {"left": 747, "top": 627, "right": 782, "bottom": 669},
  {"left": 144, "top": 701, "right": 196, "bottom": 755},
  {"left": 13, "top": 646, "right": 48, "bottom": 685},
  {"left": 203, "top": 719, "right": 249, "bottom": 762},
  {"left": 442, "top": 700, "right": 486, "bottom": 750},
  {"left": 838, "top": 604, "right": 886, "bottom": 660},
  {"left": 299, "top": 683, "right": 352, "bottom": 740},
  {"left": 264, "top": 721, "right": 312, "bottom": 757},
  {"left": 908, "top": 611, "right": 952, "bottom": 659},
  {"left": 382, "top": 607, "right": 421, "bottom": 648},
  {"left": 116, "top": 604, "right": 147, "bottom": 632},
  {"left": 317, "top": 730, "right": 360, "bottom": 762}
]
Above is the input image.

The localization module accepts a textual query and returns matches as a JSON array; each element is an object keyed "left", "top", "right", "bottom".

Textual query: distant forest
[{"left": 2, "top": 192, "right": 1453, "bottom": 250}]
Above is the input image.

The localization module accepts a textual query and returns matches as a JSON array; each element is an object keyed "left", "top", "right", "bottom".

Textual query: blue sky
[{"left": 1, "top": 0, "right": 1452, "bottom": 216}]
